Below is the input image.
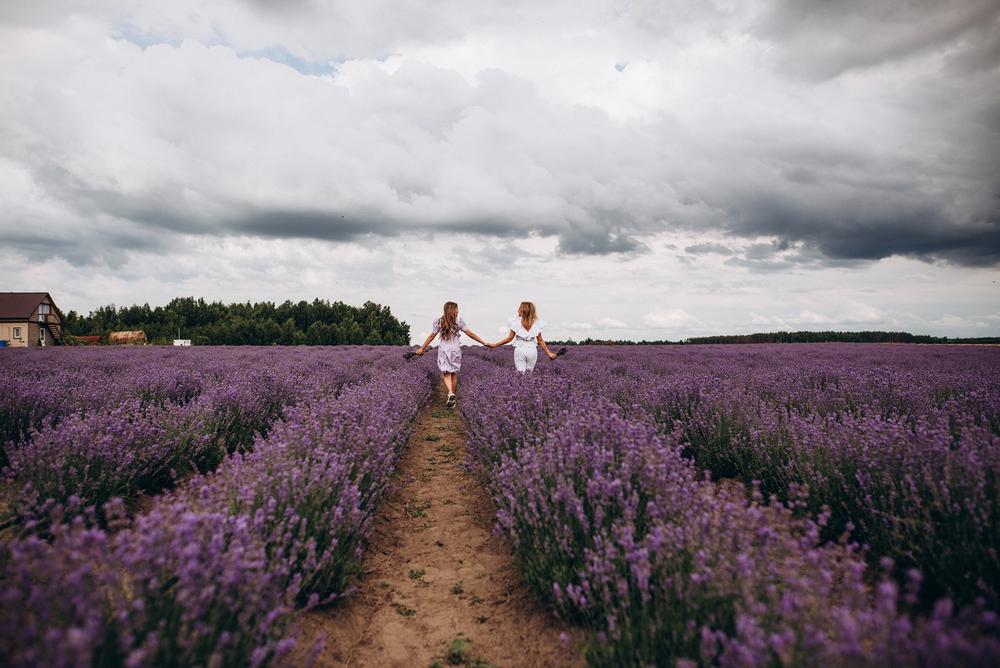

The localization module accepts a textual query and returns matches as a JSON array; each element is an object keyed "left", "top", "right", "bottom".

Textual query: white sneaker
[{"left": 446, "top": 394, "right": 457, "bottom": 408}]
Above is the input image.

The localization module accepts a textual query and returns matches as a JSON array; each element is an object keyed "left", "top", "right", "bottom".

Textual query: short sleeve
[
  {"left": 534, "top": 319, "right": 544, "bottom": 335},
  {"left": 432, "top": 317, "right": 441, "bottom": 332},
  {"left": 507, "top": 316, "right": 518, "bottom": 332},
  {"left": 458, "top": 317, "right": 468, "bottom": 332}
]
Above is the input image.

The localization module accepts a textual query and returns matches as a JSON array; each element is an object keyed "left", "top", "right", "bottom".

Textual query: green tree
[{"left": 62, "top": 297, "right": 410, "bottom": 346}]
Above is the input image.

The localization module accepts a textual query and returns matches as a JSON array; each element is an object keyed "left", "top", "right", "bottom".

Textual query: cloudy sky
[{"left": 1, "top": 0, "right": 998, "bottom": 341}]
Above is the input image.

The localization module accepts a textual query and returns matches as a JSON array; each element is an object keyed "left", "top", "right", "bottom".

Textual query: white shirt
[{"left": 507, "top": 316, "right": 544, "bottom": 348}]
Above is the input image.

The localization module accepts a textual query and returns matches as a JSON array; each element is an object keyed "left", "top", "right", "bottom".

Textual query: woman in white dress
[{"left": 488, "top": 301, "right": 558, "bottom": 372}]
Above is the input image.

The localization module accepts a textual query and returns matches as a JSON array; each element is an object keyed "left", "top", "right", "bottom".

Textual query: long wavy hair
[
  {"left": 439, "top": 301, "right": 460, "bottom": 340},
  {"left": 518, "top": 301, "right": 537, "bottom": 330}
]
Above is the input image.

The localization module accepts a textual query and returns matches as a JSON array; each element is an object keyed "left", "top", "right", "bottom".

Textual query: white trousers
[{"left": 514, "top": 346, "right": 538, "bottom": 373}]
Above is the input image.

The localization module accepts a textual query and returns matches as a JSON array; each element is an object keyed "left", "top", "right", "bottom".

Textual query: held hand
[
  {"left": 416, "top": 348, "right": 425, "bottom": 356},
  {"left": 548, "top": 352, "right": 557, "bottom": 360}
]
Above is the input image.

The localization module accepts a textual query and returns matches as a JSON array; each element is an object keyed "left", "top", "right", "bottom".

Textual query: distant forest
[
  {"left": 553, "top": 331, "right": 1000, "bottom": 345},
  {"left": 63, "top": 297, "right": 410, "bottom": 345}
]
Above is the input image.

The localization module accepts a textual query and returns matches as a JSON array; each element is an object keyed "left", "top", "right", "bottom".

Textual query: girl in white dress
[
  {"left": 415, "top": 301, "right": 491, "bottom": 407},
  {"left": 488, "top": 301, "right": 558, "bottom": 372}
]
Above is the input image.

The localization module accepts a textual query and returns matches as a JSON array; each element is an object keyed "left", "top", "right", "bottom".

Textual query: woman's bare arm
[
  {"left": 537, "top": 334, "right": 557, "bottom": 360},
  {"left": 416, "top": 331, "right": 437, "bottom": 355},
  {"left": 462, "top": 328, "right": 491, "bottom": 347},
  {"left": 489, "top": 331, "right": 515, "bottom": 349}
]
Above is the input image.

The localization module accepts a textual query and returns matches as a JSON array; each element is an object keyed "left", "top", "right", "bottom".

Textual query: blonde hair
[
  {"left": 518, "top": 301, "right": 537, "bottom": 330},
  {"left": 439, "top": 301, "right": 460, "bottom": 340}
]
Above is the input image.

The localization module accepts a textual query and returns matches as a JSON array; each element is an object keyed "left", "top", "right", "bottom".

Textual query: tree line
[
  {"left": 683, "top": 330, "right": 1000, "bottom": 345},
  {"left": 548, "top": 331, "right": 1000, "bottom": 345},
  {"left": 63, "top": 297, "right": 410, "bottom": 345}
]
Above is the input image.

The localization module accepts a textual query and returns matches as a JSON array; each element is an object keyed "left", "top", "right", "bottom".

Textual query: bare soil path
[{"left": 294, "top": 383, "right": 585, "bottom": 668}]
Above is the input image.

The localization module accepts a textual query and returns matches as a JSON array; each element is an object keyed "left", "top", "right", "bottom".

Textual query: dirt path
[{"left": 294, "top": 383, "right": 586, "bottom": 668}]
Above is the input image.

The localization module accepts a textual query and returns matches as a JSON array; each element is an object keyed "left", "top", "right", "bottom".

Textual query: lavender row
[
  {"left": 0, "top": 345, "right": 394, "bottom": 467},
  {"left": 2, "top": 370, "right": 295, "bottom": 530},
  {"left": 536, "top": 344, "right": 1000, "bottom": 606},
  {"left": 459, "top": 354, "right": 1000, "bottom": 666},
  {"left": 0, "top": 347, "right": 405, "bottom": 528},
  {"left": 547, "top": 344, "right": 1000, "bottom": 427},
  {"left": 0, "top": 358, "right": 436, "bottom": 668}
]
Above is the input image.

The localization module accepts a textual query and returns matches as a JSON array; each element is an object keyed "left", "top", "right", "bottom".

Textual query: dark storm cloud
[
  {"left": 2, "top": 232, "right": 83, "bottom": 260},
  {"left": 24, "top": 162, "right": 208, "bottom": 237},
  {"left": 224, "top": 208, "right": 558, "bottom": 243},
  {"left": 3, "top": 225, "right": 176, "bottom": 267},
  {"left": 550, "top": 204, "right": 653, "bottom": 255},
  {"left": 753, "top": 0, "right": 1000, "bottom": 79},
  {"left": 433, "top": 217, "right": 537, "bottom": 238},
  {"left": 222, "top": 208, "right": 558, "bottom": 243},
  {"left": 557, "top": 230, "right": 646, "bottom": 255},
  {"left": 230, "top": 208, "right": 645, "bottom": 256},
  {"left": 685, "top": 243, "right": 734, "bottom": 256},
  {"left": 229, "top": 209, "right": 382, "bottom": 240},
  {"left": 464, "top": 239, "right": 537, "bottom": 272},
  {"left": 8, "top": 159, "right": 996, "bottom": 268},
  {"left": 724, "top": 193, "right": 1000, "bottom": 266}
]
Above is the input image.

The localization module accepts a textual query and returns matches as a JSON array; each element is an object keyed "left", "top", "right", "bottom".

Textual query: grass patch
[
  {"left": 392, "top": 602, "right": 417, "bottom": 617},
  {"left": 430, "top": 638, "right": 494, "bottom": 667},
  {"left": 405, "top": 499, "right": 432, "bottom": 518}
]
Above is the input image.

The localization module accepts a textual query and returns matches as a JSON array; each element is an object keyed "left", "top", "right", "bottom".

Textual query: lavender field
[
  {"left": 2, "top": 344, "right": 1000, "bottom": 666},
  {"left": 460, "top": 344, "right": 1000, "bottom": 666},
  {"left": 1, "top": 346, "right": 434, "bottom": 666}
]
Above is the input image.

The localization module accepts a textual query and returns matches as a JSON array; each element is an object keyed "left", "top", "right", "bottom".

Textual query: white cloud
[
  {"left": 643, "top": 309, "right": 702, "bottom": 329},
  {"left": 747, "top": 302, "right": 891, "bottom": 329},
  {"left": 931, "top": 314, "right": 985, "bottom": 330}
]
